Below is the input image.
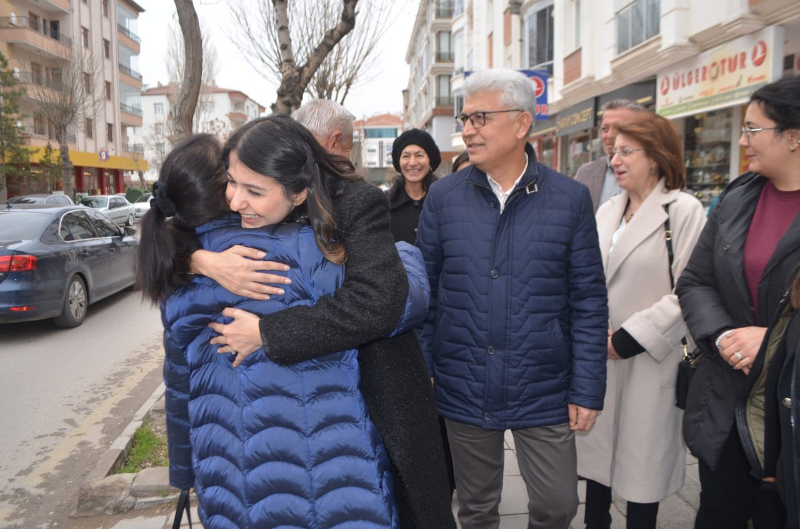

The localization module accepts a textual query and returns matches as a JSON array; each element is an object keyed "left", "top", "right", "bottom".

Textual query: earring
[{"left": 649, "top": 166, "right": 656, "bottom": 175}]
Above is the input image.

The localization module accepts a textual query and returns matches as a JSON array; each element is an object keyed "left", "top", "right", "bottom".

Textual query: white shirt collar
[{"left": 486, "top": 153, "right": 529, "bottom": 212}]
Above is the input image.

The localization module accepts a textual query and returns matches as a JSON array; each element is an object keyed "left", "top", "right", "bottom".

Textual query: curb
[{"left": 72, "top": 382, "right": 180, "bottom": 518}]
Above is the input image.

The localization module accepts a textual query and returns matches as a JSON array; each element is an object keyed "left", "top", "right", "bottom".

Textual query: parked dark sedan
[{"left": 0, "top": 205, "right": 138, "bottom": 327}]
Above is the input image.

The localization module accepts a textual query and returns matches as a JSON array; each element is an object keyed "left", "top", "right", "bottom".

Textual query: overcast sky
[{"left": 136, "top": 0, "right": 419, "bottom": 118}]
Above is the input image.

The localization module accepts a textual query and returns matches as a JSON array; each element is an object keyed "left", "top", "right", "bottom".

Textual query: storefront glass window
[
  {"left": 539, "top": 135, "right": 556, "bottom": 169},
  {"left": 684, "top": 108, "right": 733, "bottom": 207},
  {"left": 561, "top": 129, "right": 593, "bottom": 177}
]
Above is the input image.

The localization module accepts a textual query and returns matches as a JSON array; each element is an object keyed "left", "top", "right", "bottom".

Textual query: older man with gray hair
[
  {"left": 416, "top": 69, "right": 608, "bottom": 529},
  {"left": 291, "top": 98, "right": 355, "bottom": 159}
]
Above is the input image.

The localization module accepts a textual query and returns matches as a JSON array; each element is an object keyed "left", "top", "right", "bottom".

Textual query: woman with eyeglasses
[
  {"left": 676, "top": 76, "right": 800, "bottom": 527},
  {"left": 575, "top": 111, "right": 706, "bottom": 529}
]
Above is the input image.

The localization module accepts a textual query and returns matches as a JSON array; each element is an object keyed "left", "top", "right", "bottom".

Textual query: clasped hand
[{"left": 718, "top": 326, "right": 767, "bottom": 376}]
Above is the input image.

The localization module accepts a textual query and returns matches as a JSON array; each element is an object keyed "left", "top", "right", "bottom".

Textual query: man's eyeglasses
[
  {"left": 611, "top": 147, "right": 644, "bottom": 159},
  {"left": 740, "top": 126, "right": 779, "bottom": 143},
  {"left": 455, "top": 109, "right": 524, "bottom": 130}
]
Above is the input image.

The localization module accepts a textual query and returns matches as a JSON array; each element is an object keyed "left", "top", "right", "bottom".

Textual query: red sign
[
  {"left": 752, "top": 40, "right": 767, "bottom": 67},
  {"left": 531, "top": 77, "right": 545, "bottom": 99}
]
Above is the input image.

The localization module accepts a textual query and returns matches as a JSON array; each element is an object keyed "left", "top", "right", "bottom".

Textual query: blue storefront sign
[{"left": 464, "top": 69, "right": 549, "bottom": 119}]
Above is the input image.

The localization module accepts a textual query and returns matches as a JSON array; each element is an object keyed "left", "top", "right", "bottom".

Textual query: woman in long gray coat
[{"left": 576, "top": 112, "right": 705, "bottom": 529}]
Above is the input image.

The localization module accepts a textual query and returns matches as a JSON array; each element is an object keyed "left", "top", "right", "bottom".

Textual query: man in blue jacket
[{"left": 416, "top": 68, "right": 608, "bottom": 529}]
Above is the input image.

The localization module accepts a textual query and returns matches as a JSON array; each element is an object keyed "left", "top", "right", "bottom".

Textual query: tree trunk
[
  {"left": 272, "top": 0, "right": 359, "bottom": 114},
  {"left": 57, "top": 130, "right": 73, "bottom": 198},
  {"left": 173, "top": 0, "right": 202, "bottom": 140}
]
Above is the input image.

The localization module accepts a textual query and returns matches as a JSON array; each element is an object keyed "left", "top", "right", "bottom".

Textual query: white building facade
[
  {"left": 436, "top": 0, "right": 800, "bottom": 206},
  {"left": 135, "top": 83, "right": 265, "bottom": 181},
  {"left": 404, "top": 0, "right": 459, "bottom": 164}
]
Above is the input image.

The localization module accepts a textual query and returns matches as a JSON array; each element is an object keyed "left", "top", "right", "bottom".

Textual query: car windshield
[
  {"left": 135, "top": 194, "right": 151, "bottom": 204},
  {"left": 80, "top": 197, "right": 108, "bottom": 208},
  {"left": 7, "top": 196, "right": 44, "bottom": 204},
  {"left": 0, "top": 211, "right": 50, "bottom": 240}
]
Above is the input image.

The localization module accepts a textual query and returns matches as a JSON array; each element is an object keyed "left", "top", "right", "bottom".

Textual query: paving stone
[
  {"left": 131, "top": 467, "right": 177, "bottom": 498},
  {"left": 71, "top": 473, "right": 136, "bottom": 518}
]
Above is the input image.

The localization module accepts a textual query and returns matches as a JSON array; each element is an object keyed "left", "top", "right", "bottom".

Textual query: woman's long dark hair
[
  {"left": 136, "top": 134, "right": 228, "bottom": 303},
  {"left": 223, "top": 115, "right": 360, "bottom": 264}
]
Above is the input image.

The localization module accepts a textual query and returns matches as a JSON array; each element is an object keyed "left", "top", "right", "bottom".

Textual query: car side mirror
[{"left": 123, "top": 226, "right": 137, "bottom": 237}]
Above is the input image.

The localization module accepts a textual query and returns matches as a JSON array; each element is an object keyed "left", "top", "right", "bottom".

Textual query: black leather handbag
[
  {"left": 663, "top": 204, "right": 702, "bottom": 410},
  {"left": 172, "top": 489, "right": 193, "bottom": 529}
]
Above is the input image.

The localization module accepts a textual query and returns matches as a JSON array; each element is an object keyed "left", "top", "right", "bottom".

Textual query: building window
[
  {"left": 30, "top": 61, "right": 43, "bottom": 85},
  {"left": 83, "top": 72, "right": 91, "bottom": 93},
  {"left": 34, "top": 113, "right": 46, "bottom": 136},
  {"left": 107, "top": 123, "right": 113, "bottom": 142},
  {"left": 105, "top": 81, "right": 112, "bottom": 100},
  {"left": 103, "top": 39, "right": 110, "bottom": 59},
  {"left": 154, "top": 102, "right": 164, "bottom": 115},
  {"left": 454, "top": 0, "right": 464, "bottom": 16},
  {"left": 102, "top": 0, "right": 109, "bottom": 17},
  {"left": 201, "top": 100, "right": 214, "bottom": 112},
  {"left": 154, "top": 123, "right": 164, "bottom": 135},
  {"left": 453, "top": 30, "right": 464, "bottom": 73},
  {"left": 437, "top": 32, "right": 453, "bottom": 62},
  {"left": 436, "top": 0, "right": 454, "bottom": 18},
  {"left": 524, "top": 2, "right": 554, "bottom": 74},
  {"left": 437, "top": 75, "right": 452, "bottom": 106},
  {"left": 574, "top": 0, "right": 581, "bottom": 49},
  {"left": 81, "top": 27, "right": 89, "bottom": 48},
  {"left": 85, "top": 118, "right": 93, "bottom": 139},
  {"left": 617, "top": 0, "right": 660, "bottom": 54}
]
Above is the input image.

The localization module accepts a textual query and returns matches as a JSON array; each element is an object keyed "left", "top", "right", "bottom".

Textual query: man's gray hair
[
  {"left": 464, "top": 69, "right": 537, "bottom": 133},
  {"left": 601, "top": 98, "right": 645, "bottom": 113},
  {"left": 292, "top": 99, "right": 356, "bottom": 142}
]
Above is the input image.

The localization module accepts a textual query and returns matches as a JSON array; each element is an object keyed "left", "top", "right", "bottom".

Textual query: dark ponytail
[
  {"left": 136, "top": 134, "right": 228, "bottom": 303},
  {"left": 223, "top": 115, "right": 360, "bottom": 264}
]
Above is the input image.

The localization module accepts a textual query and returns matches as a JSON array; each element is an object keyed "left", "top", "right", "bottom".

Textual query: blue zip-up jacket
[
  {"left": 161, "top": 216, "right": 429, "bottom": 528},
  {"left": 416, "top": 144, "right": 608, "bottom": 430}
]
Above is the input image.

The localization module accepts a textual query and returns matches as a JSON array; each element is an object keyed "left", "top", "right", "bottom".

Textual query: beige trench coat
[{"left": 576, "top": 178, "right": 706, "bottom": 503}]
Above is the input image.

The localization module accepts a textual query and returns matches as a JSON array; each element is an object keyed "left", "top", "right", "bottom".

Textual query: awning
[{"left": 25, "top": 146, "right": 149, "bottom": 172}]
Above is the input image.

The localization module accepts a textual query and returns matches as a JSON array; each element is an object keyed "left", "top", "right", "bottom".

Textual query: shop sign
[
  {"left": 555, "top": 98, "right": 595, "bottom": 137},
  {"left": 657, "top": 26, "right": 783, "bottom": 118},
  {"left": 464, "top": 69, "right": 549, "bottom": 119}
]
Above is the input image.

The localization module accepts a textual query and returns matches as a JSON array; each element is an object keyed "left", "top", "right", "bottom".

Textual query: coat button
[
  {"left": 491, "top": 270, "right": 499, "bottom": 279},
  {"left": 490, "top": 201, "right": 498, "bottom": 208},
  {"left": 783, "top": 397, "right": 792, "bottom": 408},
  {"left": 484, "top": 412, "right": 492, "bottom": 421},
  {"left": 413, "top": 201, "right": 420, "bottom": 208},
  {"left": 487, "top": 346, "right": 494, "bottom": 355},
  {"left": 723, "top": 245, "right": 730, "bottom": 250}
]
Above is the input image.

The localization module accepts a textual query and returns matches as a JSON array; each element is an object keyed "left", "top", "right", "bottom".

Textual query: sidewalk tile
[
  {"left": 503, "top": 449, "right": 520, "bottom": 476},
  {"left": 498, "top": 475, "right": 528, "bottom": 515}
]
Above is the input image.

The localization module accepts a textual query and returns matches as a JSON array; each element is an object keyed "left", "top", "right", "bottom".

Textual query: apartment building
[
  {"left": 438, "top": 0, "right": 800, "bottom": 207},
  {"left": 352, "top": 113, "right": 402, "bottom": 185},
  {"left": 404, "top": 0, "right": 459, "bottom": 165},
  {"left": 136, "top": 82, "right": 265, "bottom": 181},
  {"left": 0, "top": 0, "right": 147, "bottom": 200}
]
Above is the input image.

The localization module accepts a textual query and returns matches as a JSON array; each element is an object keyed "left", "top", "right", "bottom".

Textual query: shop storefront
[
  {"left": 657, "top": 25, "right": 784, "bottom": 207},
  {"left": 531, "top": 113, "right": 558, "bottom": 170},
  {"left": 557, "top": 99, "right": 595, "bottom": 178}
]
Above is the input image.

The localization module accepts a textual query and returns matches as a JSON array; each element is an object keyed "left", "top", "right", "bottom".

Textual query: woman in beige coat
[{"left": 576, "top": 112, "right": 706, "bottom": 529}]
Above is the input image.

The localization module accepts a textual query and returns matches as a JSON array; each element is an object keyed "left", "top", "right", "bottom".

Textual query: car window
[
  {"left": 7, "top": 196, "right": 44, "bottom": 204},
  {"left": 135, "top": 193, "right": 151, "bottom": 204},
  {"left": 45, "top": 197, "right": 56, "bottom": 204},
  {"left": 0, "top": 211, "right": 50, "bottom": 239},
  {"left": 80, "top": 197, "right": 108, "bottom": 208},
  {"left": 60, "top": 211, "right": 96, "bottom": 241},
  {"left": 84, "top": 209, "right": 120, "bottom": 237},
  {"left": 57, "top": 196, "right": 71, "bottom": 205}
]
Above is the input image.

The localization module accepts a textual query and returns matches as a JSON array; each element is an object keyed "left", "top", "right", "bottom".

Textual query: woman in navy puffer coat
[{"left": 137, "top": 127, "right": 423, "bottom": 528}]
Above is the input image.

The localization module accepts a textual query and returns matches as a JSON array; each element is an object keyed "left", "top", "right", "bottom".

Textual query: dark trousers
[
  {"left": 695, "top": 428, "right": 785, "bottom": 529},
  {"left": 584, "top": 479, "right": 659, "bottom": 529}
]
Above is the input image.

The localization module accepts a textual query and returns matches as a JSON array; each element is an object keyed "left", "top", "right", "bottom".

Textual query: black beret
[{"left": 391, "top": 129, "right": 441, "bottom": 173}]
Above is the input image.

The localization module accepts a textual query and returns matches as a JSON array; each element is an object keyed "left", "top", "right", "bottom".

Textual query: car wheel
[
  {"left": 125, "top": 214, "right": 134, "bottom": 226},
  {"left": 53, "top": 276, "right": 88, "bottom": 328}
]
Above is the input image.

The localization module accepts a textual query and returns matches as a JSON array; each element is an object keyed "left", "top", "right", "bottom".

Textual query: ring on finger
[{"left": 734, "top": 351, "right": 743, "bottom": 361}]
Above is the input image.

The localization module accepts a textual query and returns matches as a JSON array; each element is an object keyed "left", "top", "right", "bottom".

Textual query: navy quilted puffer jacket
[
  {"left": 162, "top": 216, "right": 401, "bottom": 529},
  {"left": 417, "top": 144, "right": 608, "bottom": 430}
]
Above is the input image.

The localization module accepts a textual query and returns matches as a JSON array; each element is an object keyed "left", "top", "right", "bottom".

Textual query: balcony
[
  {"left": 16, "top": 71, "right": 66, "bottom": 91},
  {"left": 118, "top": 63, "right": 143, "bottom": 81},
  {"left": 436, "top": 4, "right": 454, "bottom": 18},
  {"left": 436, "top": 96, "right": 454, "bottom": 106},
  {"left": 0, "top": 17, "right": 72, "bottom": 58},
  {"left": 117, "top": 24, "right": 141, "bottom": 44},
  {"left": 122, "top": 142, "right": 144, "bottom": 154},
  {"left": 436, "top": 52, "right": 454, "bottom": 62},
  {"left": 19, "top": 125, "right": 76, "bottom": 144},
  {"left": 120, "top": 102, "right": 143, "bottom": 116},
  {"left": 120, "top": 103, "right": 143, "bottom": 127}
]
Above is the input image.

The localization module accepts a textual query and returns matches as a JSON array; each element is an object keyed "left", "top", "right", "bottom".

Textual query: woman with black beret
[{"left": 387, "top": 129, "right": 441, "bottom": 244}]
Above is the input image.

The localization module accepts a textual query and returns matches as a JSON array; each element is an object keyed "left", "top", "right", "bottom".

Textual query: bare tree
[
  {"left": 166, "top": 19, "right": 219, "bottom": 131},
  {"left": 226, "top": 0, "right": 383, "bottom": 113},
  {"left": 21, "top": 44, "right": 104, "bottom": 198},
  {"left": 172, "top": 0, "right": 202, "bottom": 140}
]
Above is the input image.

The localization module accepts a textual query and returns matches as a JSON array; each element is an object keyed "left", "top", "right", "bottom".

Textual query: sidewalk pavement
[{"left": 107, "top": 429, "right": 701, "bottom": 529}]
